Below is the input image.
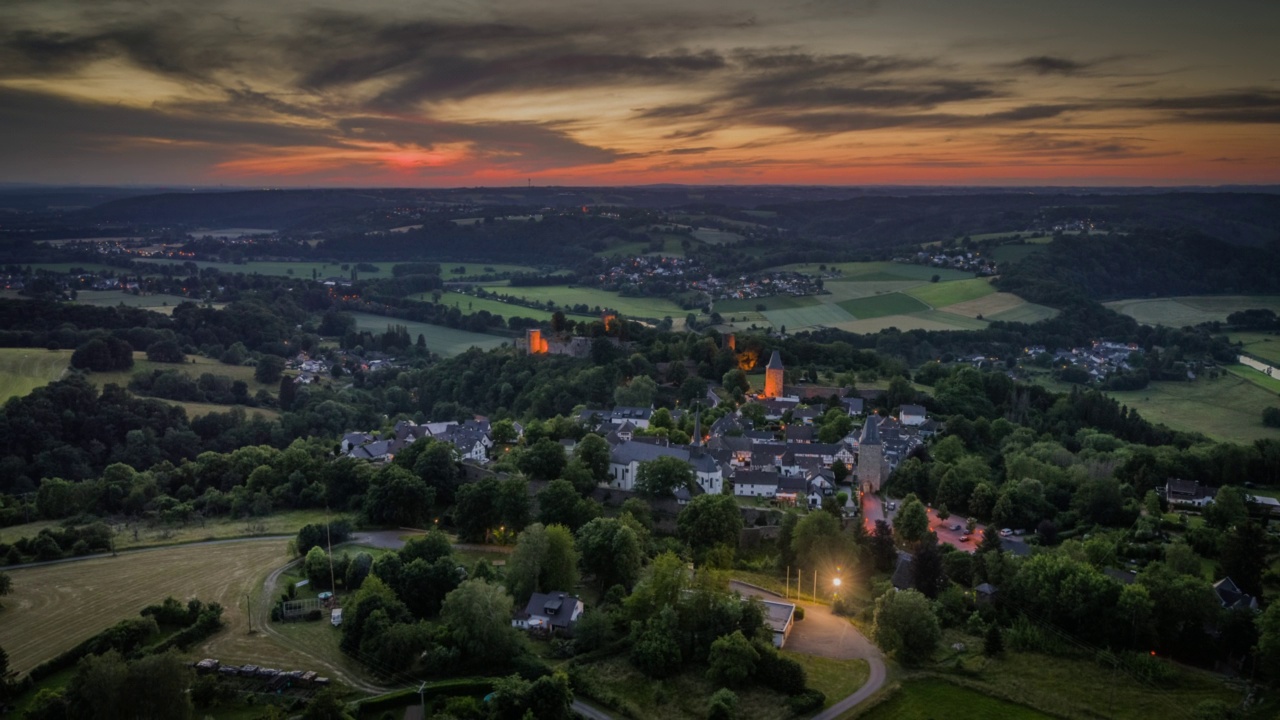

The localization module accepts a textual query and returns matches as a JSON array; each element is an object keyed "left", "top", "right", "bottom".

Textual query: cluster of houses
[
  {"left": 699, "top": 270, "right": 825, "bottom": 304},
  {"left": 897, "top": 251, "right": 998, "bottom": 276},
  {"left": 593, "top": 255, "right": 706, "bottom": 291},
  {"left": 1024, "top": 340, "right": 1143, "bottom": 381},
  {"left": 342, "top": 418, "right": 503, "bottom": 463},
  {"left": 586, "top": 254, "right": 826, "bottom": 308}
]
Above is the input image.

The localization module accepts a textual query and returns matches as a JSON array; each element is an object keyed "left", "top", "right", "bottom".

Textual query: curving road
[{"left": 728, "top": 581, "right": 887, "bottom": 719}]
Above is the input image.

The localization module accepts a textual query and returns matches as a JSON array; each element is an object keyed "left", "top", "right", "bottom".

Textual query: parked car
[
  {"left": 1000, "top": 528, "right": 1013, "bottom": 536},
  {"left": 959, "top": 535, "right": 971, "bottom": 542},
  {"left": 950, "top": 523, "right": 963, "bottom": 531},
  {"left": 888, "top": 502, "right": 897, "bottom": 510}
]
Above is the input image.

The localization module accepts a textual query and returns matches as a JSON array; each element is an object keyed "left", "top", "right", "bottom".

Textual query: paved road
[{"left": 728, "top": 581, "right": 886, "bottom": 718}]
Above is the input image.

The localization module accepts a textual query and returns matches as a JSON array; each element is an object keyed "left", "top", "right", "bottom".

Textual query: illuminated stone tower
[
  {"left": 763, "top": 350, "right": 784, "bottom": 399},
  {"left": 526, "top": 328, "right": 548, "bottom": 354}
]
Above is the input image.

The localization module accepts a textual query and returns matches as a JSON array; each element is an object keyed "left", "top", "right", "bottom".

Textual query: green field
[
  {"left": 574, "top": 654, "right": 796, "bottom": 720},
  {"left": 989, "top": 244, "right": 1045, "bottom": 263},
  {"left": 1101, "top": 374, "right": 1280, "bottom": 442},
  {"left": 1225, "top": 363, "right": 1280, "bottom": 394},
  {"left": 70, "top": 290, "right": 211, "bottom": 314},
  {"left": 441, "top": 263, "right": 567, "bottom": 279},
  {"left": 347, "top": 312, "right": 511, "bottom": 355},
  {"left": 905, "top": 277, "right": 997, "bottom": 308},
  {"left": 24, "top": 262, "right": 137, "bottom": 274},
  {"left": 781, "top": 261, "right": 973, "bottom": 283},
  {"left": 1232, "top": 332, "right": 1280, "bottom": 365},
  {"left": 691, "top": 228, "right": 744, "bottom": 244},
  {"left": 716, "top": 295, "right": 821, "bottom": 313},
  {"left": 986, "top": 303, "right": 1059, "bottom": 324},
  {"left": 1107, "top": 295, "right": 1280, "bottom": 327},
  {"left": 0, "top": 539, "right": 292, "bottom": 676},
  {"left": 85, "top": 352, "right": 278, "bottom": 395},
  {"left": 490, "top": 285, "right": 687, "bottom": 319},
  {"left": 135, "top": 259, "right": 365, "bottom": 278},
  {"left": 0, "top": 348, "right": 71, "bottom": 401},
  {"left": 409, "top": 291, "right": 557, "bottom": 321},
  {"left": 764, "top": 303, "right": 855, "bottom": 330},
  {"left": 857, "top": 678, "right": 1051, "bottom": 720},
  {"left": 838, "top": 293, "right": 931, "bottom": 319}
]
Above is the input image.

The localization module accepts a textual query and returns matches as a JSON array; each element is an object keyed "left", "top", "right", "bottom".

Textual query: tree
[
  {"left": 1220, "top": 521, "right": 1267, "bottom": 598},
  {"left": 278, "top": 374, "right": 297, "bottom": 411},
  {"left": 491, "top": 418, "right": 519, "bottom": 445},
  {"left": 678, "top": 494, "right": 744, "bottom": 564},
  {"left": 911, "top": 538, "right": 946, "bottom": 599},
  {"left": 401, "top": 530, "right": 453, "bottom": 564},
  {"left": 574, "top": 433, "right": 612, "bottom": 485},
  {"left": 440, "top": 579, "right": 522, "bottom": 668},
  {"left": 792, "top": 510, "right": 853, "bottom": 574},
  {"left": 1206, "top": 485, "right": 1249, "bottom": 529},
  {"left": 543, "top": 524, "right": 580, "bottom": 593},
  {"left": 614, "top": 375, "right": 657, "bottom": 407},
  {"left": 506, "top": 523, "right": 579, "bottom": 602},
  {"left": 706, "top": 630, "right": 759, "bottom": 687},
  {"left": 635, "top": 455, "right": 695, "bottom": 497},
  {"left": 984, "top": 624, "right": 1004, "bottom": 657},
  {"left": 254, "top": 355, "right": 285, "bottom": 384},
  {"left": 538, "top": 479, "right": 593, "bottom": 530},
  {"left": 300, "top": 688, "right": 354, "bottom": 720},
  {"left": 871, "top": 520, "right": 897, "bottom": 572},
  {"left": 630, "top": 609, "right": 682, "bottom": 678},
  {"left": 145, "top": 339, "right": 185, "bottom": 363},
  {"left": 886, "top": 375, "right": 916, "bottom": 410},
  {"left": 305, "top": 546, "right": 333, "bottom": 588},
  {"left": 1263, "top": 407, "right": 1280, "bottom": 428},
  {"left": 831, "top": 458, "right": 850, "bottom": 484},
  {"left": 454, "top": 478, "right": 501, "bottom": 542},
  {"left": 895, "top": 494, "right": 929, "bottom": 544},
  {"left": 872, "top": 589, "right": 940, "bottom": 666},
  {"left": 518, "top": 438, "right": 567, "bottom": 482},
  {"left": 496, "top": 476, "right": 532, "bottom": 531},
  {"left": 363, "top": 466, "right": 435, "bottom": 528},
  {"left": 576, "top": 517, "right": 643, "bottom": 590},
  {"left": 1258, "top": 601, "right": 1280, "bottom": 681},
  {"left": 977, "top": 526, "right": 1003, "bottom": 554}
]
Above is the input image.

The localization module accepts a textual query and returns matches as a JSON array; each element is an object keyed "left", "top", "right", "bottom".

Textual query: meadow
[
  {"left": 1106, "top": 295, "right": 1280, "bottom": 327},
  {"left": 854, "top": 678, "right": 1051, "bottom": 720},
  {"left": 486, "top": 285, "right": 688, "bottom": 320},
  {"left": 573, "top": 654, "right": 797, "bottom": 720},
  {"left": 0, "top": 348, "right": 71, "bottom": 402},
  {"left": 0, "top": 539, "right": 294, "bottom": 676},
  {"left": 709, "top": 262, "right": 1054, "bottom": 335},
  {"left": 85, "top": 352, "right": 278, "bottom": 395},
  {"left": 347, "top": 312, "right": 511, "bottom": 355},
  {"left": 70, "top": 290, "right": 215, "bottom": 315},
  {"left": 1096, "top": 373, "right": 1279, "bottom": 442},
  {"left": 0, "top": 510, "right": 336, "bottom": 552},
  {"left": 409, "top": 291, "right": 557, "bottom": 321},
  {"left": 783, "top": 654, "right": 869, "bottom": 709},
  {"left": 1224, "top": 363, "right": 1280, "bottom": 394},
  {"left": 134, "top": 259, "right": 363, "bottom": 278},
  {"left": 1231, "top": 331, "right": 1280, "bottom": 365}
]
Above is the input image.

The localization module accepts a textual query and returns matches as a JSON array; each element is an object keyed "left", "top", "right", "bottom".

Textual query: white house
[
  {"left": 899, "top": 404, "right": 928, "bottom": 426},
  {"left": 733, "top": 469, "right": 779, "bottom": 498}
]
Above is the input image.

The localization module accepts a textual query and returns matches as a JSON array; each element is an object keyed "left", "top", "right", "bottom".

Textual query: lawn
[
  {"left": 989, "top": 244, "right": 1047, "bottom": 263},
  {"left": 838, "top": 293, "right": 932, "bottom": 320},
  {"left": 346, "top": 312, "right": 511, "bottom": 356},
  {"left": 489, "top": 285, "right": 687, "bottom": 320},
  {"left": 855, "top": 678, "right": 1051, "bottom": 720},
  {"left": 905, "top": 278, "right": 996, "bottom": 309},
  {"left": 832, "top": 315, "right": 983, "bottom": 334},
  {"left": 409, "top": 291, "right": 557, "bottom": 321},
  {"left": 1231, "top": 331, "right": 1280, "bottom": 365},
  {"left": 779, "top": 261, "right": 972, "bottom": 283},
  {"left": 0, "top": 347, "right": 71, "bottom": 402},
  {"left": 1106, "top": 296, "right": 1280, "bottom": 327},
  {"left": 783, "top": 654, "right": 868, "bottom": 708},
  {"left": 70, "top": 290, "right": 208, "bottom": 315},
  {"left": 0, "top": 539, "right": 293, "bottom": 676},
  {"left": 985, "top": 302, "right": 1059, "bottom": 324},
  {"left": 1102, "top": 374, "right": 1280, "bottom": 442}
]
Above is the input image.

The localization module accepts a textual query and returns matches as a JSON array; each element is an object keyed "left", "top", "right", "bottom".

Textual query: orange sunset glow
[{"left": 1, "top": 0, "right": 1278, "bottom": 187}]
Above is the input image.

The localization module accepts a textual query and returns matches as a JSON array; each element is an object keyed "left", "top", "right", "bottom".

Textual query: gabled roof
[
  {"left": 900, "top": 404, "right": 927, "bottom": 417},
  {"left": 519, "top": 592, "right": 582, "bottom": 630},
  {"left": 611, "top": 440, "right": 689, "bottom": 465},
  {"left": 860, "top": 415, "right": 882, "bottom": 446},
  {"left": 734, "top": 469, "right": 779, "bottom": 487},
  {"left": 890, "top": 551, "right": 914, "bottom": 590},
  {"left": 1213, "top": 577, "right": 1259, "bottom": 611}
]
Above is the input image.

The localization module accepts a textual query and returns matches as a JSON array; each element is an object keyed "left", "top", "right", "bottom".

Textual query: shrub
[{"left": 788, "top": 689, "right": 825, "bottom": 714}]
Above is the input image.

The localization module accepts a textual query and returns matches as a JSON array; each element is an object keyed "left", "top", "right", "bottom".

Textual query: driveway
[{"left": 728, "top": 580, "right": 887, "bottom": 718}]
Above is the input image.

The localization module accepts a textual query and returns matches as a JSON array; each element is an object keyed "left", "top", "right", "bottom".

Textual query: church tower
[
  {"left": 857, "top": 414, "right": 885, "bottom": 493},
  {"left": 763, "top": 350, "right": 784, "bottom": 399}
]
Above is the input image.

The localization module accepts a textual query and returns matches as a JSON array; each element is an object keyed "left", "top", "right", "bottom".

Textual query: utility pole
[
  {"left": 419, "top": 680, "right": 427, "bottom": 717},
  {"left": 813, "top": 570, "right": 817, "bottom": 603},
  {"left": 246, "top": 593, "right": 253, "bottom": 634},
  {"left": 785, "top": 566, "right": 790, "bottom": 599}
]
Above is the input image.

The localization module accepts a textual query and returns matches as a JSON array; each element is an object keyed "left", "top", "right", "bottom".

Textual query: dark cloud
[
  {"left": 0, "top": 16, "right": 239, "bottom": 83},
  {"left": 1008, "top": 55, "right": 1095, "bottom": 75},
  {"left": 1141, "top": 91, "right": 1280, "bottom": 123},
  {"left": 734, "top": 80, "right": 1002, "bottom": 112},
  {"left": 746, "top": 104, "right": 1080, "bottom": 134}
]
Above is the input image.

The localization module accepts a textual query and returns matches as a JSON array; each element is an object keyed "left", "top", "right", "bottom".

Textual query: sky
[{"left": 1, "top": 0, "right": 1278, "bottom": 187}]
